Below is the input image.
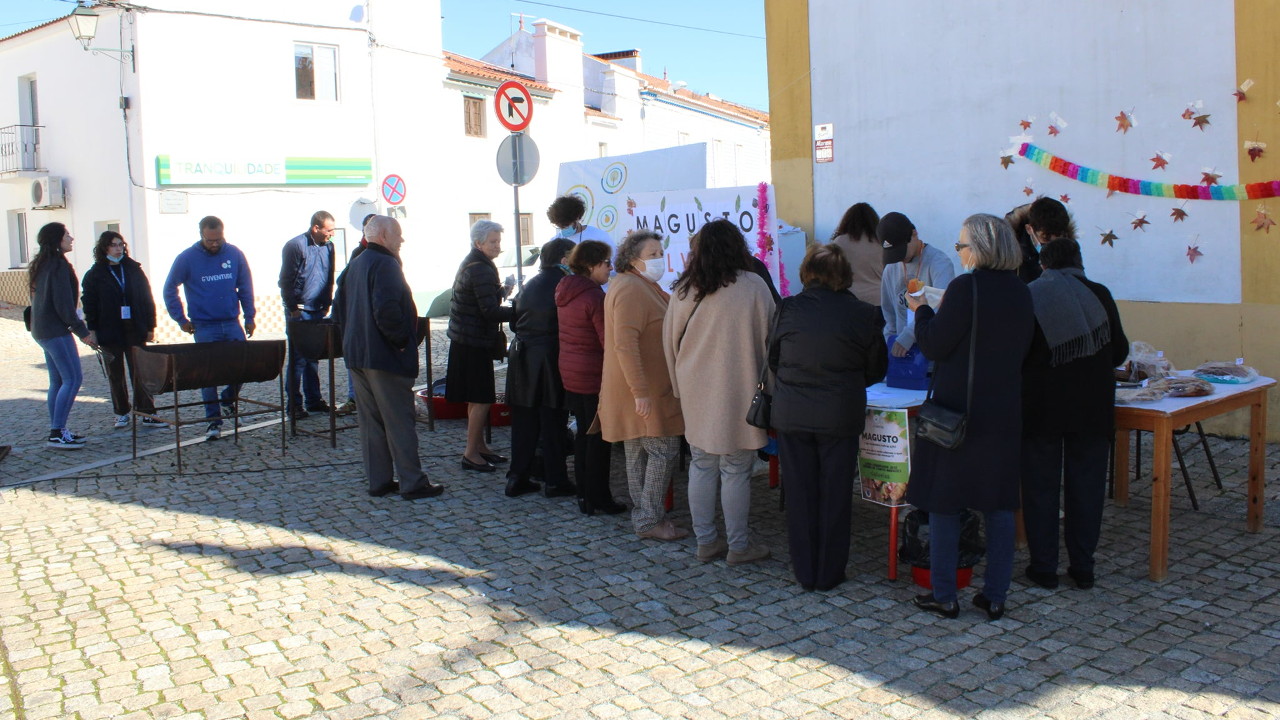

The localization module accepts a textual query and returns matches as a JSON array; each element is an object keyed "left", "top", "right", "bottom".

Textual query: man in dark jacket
[
  {"left": 279, "top": 210, "right": 337, "bottom": 418},
  {"left": 504, "top": 238, "right": 577, "bottom": 499},
  {"left": 1021, "top": 237, "right": 1127, "bottom": 591},
  {"left": 339, "top": 216, "right": 442, "bottom": 501}
]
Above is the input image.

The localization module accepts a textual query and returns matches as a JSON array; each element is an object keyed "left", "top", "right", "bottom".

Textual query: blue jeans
[
  {"left": 286, "top": 310, "right": 323, "bottom": 410},
  {"left": 193, "top": 320, "right": 246, "bottom": 423},
  {"left": 36, "top": 333, "right": 83, "bottom": 431},
  {"left": 929, "top": 510, "right": 1015, "bottom": 605}
]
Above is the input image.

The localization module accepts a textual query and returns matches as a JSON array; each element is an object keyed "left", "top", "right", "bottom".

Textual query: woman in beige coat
[
  {"left": 600, "top": 231, "right": 688, "bottom": 541},
  {"left": 663, "top": 219, "right": 775, "bottom": 565}
]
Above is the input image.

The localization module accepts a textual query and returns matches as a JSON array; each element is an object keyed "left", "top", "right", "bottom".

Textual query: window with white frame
[
  {"left": 295, "top": 43, "right": 338, "bottom": 101},
  {"left": 464, "top": 97, "right": 484, "bottom": 137},
  {"left": 7, "top": 210, "right": 30, "bottom": 267}
]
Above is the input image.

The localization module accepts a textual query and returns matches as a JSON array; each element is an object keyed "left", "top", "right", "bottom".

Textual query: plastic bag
[
  {"left": 1122, "top": 341, "right": 1175, "bottom": 382},
  {"left": 1193, "top": 361, "right": 1259, "bottom": 384}
]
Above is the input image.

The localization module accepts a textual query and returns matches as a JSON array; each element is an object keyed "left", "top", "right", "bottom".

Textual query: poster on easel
[{"left": 859, "top": 407, "right": 910, "bottom": 507}]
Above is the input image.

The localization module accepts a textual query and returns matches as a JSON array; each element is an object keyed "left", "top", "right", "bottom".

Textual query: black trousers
[
  {"left": 101, "top": 344, "right": 155, "bottom": 416},
  {"left": 566, "top": 391, "right": 613, "bottom": 503},
  {"left": 1020, "top": 431, "right": 1110, "bottom": 575},
  {"left": 778, "top": 431, "right": 859, "bottom": 590},
  {"left": 509, "top": 403, "right": 569, "bottom": 488}
]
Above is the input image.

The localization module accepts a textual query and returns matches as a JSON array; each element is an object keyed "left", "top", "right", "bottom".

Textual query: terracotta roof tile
[
  {"left": 585, "top": 107, "right": 620, "bottom": 120},
  {"left": 443, "top": 52, "right": 555, "bottom": 94},
  {"left": 0, "top": 14, "right": 67, "bottom": 44},
  {"left": 634, "top": 71, "right": 768, "bottom": 125}
]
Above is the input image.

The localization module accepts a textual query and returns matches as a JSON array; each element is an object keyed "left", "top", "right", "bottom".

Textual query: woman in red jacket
[{"left": 555, "top": 240, "right": 626, "bottom": 515}]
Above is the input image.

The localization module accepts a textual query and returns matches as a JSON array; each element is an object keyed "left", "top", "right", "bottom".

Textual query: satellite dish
[{"left": 349, "top": 198, "right": 378, "bottom": 229}]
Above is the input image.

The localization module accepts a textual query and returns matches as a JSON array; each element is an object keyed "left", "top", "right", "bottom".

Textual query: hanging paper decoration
[
  {"left": 1201, "top": 170, "right": 1221, "bottom": 186},
  {"left": 1151, "top": 152, "right": 1170, "bottom": 170},
  {"left": 1254, "top": 205, "right": 1276, "bottom": 233},
  {"left": 1181, "top": 108, "right": 1195, "bottom": 120},
  {"left": 1192, "top": 114, "right": 1212, "bottom": 131},
  {"left": 1171, "top": 206, "right": 1189, "bottom": 222},
  {"left": 1019, "top": 118, "right": 1033, "bottom": 131},
  {"left": 1131, "top": 214, "right": 1150, "bottom": 231},
  {"left": 1115, "top": 110, "right": 1134, "bottom": 134},
  {"left": 1048, "top": 125, "right": 1061, "bottom": 136},
  {"left": 1017, "top": 143, "right": 1280, "bottom": 200},
  {"left": 1187, "top": 245, "right": 1204, "bottom": 263},
  {"left": 1048, "top": 112, "right": 1068, "bottom": 136},
  {"left": 1235, "top": 79, "right": 1254, "bottom": 102},
  {"left": 1060, "top": 194, "right": 1070, "bottom": 204},
  {"left": 1023, "top": 185, "right": 1034, "bottom": 196},
  {"left": 1000, "top": 154, "right": 1015, "bottom": 169},
  {"left": 1100, "top": 230, "right": 1118, "bottom": 247},
  {"left": 1246, "top": 141, "right": 1266, "bottom": 163}
]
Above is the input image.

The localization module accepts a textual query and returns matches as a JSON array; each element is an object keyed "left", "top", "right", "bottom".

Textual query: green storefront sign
[{"left": 156, "top": 155, "right": 373, "bottom": 186}]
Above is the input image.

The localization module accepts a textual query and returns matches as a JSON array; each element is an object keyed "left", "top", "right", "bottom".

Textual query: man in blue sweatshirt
[
  {"left": 279, "top": 210, "right": 336, "bottom": 419},
  {"left": 163, "top": 215, "right": 256, "bottom": 440}
]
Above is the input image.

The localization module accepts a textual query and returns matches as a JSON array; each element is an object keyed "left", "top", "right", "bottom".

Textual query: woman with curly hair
[
  {"left": 28, "top": 222, "right": 98, "bottom": 448},
  {"left": 663, "top": 219, "right": 775, "bottom": 565}
]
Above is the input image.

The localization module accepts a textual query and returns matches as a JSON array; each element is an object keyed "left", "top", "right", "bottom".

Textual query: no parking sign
[{"left": 381, "top": 174, "right": 406, "bottom": 206}]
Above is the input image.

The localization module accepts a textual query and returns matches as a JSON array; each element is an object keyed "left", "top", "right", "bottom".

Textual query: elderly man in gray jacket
[{"left": 337, "top": 216, "right": 442, "bottom": 501}]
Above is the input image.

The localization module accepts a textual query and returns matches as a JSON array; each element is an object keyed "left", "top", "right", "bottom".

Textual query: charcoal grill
[{"left": 286, "top": 319, "right": 357, "bottom": 447}]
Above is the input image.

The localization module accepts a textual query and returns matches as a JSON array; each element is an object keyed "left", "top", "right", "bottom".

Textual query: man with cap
[{"left": 878, "top": 212, "right": 955, "bottom": 357}]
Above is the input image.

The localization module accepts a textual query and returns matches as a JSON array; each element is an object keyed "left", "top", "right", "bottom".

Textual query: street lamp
[{"left": 66, "top": 4, "right": 135, "bottom": 68}]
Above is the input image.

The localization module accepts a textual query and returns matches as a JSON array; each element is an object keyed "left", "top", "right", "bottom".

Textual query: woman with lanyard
[{"left": 82, "top": 230, "right": 162, "bottom": 429}]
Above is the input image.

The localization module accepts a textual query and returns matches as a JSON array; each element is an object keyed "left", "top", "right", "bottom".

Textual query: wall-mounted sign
[
  {"left": 158, "top": 190, "right": 188, "bottom": 214},
  {"left": 155, "top": 155, "right": 373, "bottom": 186},
  {"left": 381, "top": 174, "right": 406, "bottom": 205}
]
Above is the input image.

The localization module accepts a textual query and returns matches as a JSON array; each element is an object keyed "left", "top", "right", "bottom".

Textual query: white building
[{"left": 0, "top": 1, "right": 769, "bottom": 336}]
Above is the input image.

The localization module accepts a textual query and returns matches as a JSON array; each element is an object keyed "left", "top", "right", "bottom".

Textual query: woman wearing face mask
[
  {"left": 28, "top": 222, "right": 98, "bottom": 448},
  {"left": 599, "top": 230, "right": 688, "bottom": 541},
  {"left": 81, "top": 231, "right": 162, "bottom": 430}
]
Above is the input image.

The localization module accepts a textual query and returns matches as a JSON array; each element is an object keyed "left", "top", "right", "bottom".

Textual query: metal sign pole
[{"left": 511, "top": 132, "right": 524, "bottom": 288}]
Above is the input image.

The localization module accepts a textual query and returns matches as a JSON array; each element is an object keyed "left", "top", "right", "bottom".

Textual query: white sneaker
[
  {"left": 205, "top": 423, "right": 222, "bottom": 440},
  {"left": 47, "top": 430, "right": 85, "bottom": 449},
  {"left": 114, "top": 414, "right": 130, "bottom": 429},
  {"left": 140, "top": 417, "right": 167, "bottom": 429}
]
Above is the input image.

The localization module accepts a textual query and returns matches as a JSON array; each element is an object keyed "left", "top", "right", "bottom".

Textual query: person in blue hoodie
[{"left": 163, "top": 215, "right": 256, "bottom": 440}]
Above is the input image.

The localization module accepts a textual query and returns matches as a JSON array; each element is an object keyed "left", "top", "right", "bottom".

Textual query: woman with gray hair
[
  {"left": 599, "top": 230, "right": 688, "bottom": 541},
  {"left": 904, "top": 213, "right": 1034, "bottom": 621},
  {"left": 447, "top": 219, "right": 516, "bottom": 472}
]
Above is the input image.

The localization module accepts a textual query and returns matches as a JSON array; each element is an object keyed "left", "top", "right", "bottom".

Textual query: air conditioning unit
[{"left": 32, "top": 177, "right": 66, "bottom": 209}]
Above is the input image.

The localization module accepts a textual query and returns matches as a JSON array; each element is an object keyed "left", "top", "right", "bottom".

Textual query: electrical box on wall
[{"left": 31, "top": 177, "right": 66, "bottom": 209}]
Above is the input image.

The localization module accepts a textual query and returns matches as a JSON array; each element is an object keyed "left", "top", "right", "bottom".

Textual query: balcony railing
[{"left": 0, "top": 124, "right": 43, "bottom": 173}]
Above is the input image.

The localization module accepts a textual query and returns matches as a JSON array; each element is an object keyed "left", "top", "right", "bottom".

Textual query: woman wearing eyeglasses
[
  {"left": 556, "top": 240, "right": 627, "bottom": 516},
  {"left": 81, "top": 231, "right": 161, "bottom": 430}
]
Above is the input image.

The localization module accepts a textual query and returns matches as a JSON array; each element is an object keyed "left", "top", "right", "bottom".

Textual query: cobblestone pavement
[{"left": 2, "top": 303, "right": 1279, "bottom": 719}]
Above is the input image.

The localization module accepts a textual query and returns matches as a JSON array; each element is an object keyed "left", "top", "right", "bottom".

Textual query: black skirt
[{"left": 445, "top": 341, "right": 496, "bottom": 404}]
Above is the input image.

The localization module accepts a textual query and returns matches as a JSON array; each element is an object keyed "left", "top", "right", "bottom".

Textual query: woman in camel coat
[{"left": 600, "top": 231, "right": 687, "bottom": 541}]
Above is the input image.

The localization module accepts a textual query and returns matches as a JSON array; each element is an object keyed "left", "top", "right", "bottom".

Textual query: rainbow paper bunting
[{"left": 1018, "top": 144, "right": 1280, "bottom": 200}]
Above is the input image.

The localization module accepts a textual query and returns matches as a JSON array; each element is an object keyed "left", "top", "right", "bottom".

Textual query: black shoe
[
  {"left": 368, "top": 482, "right": 400, "bottom": 498},
  {"left": 480, "top": 452, "right": 508, "bottom": 464},
  {"left": 815, "top": 574, "right": 847, "bottom": 592},
  {"left": 1024, "top": 567, "right": 1060, "bottom": 589},
  {"left": 543, "top": 481, "right": 578, "bottom": 498},
  {"left": 402, "top": 482, "right": 445, "bottom": 500},
  {"left": 973, "top": 593, "right": 1005, "bottom": 621},
  {"left": 306, "top": 402, "right": 332, "bottom": 413},
  {"left": 578, "top": 498, "right": 596, "bottom": 515},
  {"left": 1067, "top": 567, "right": 1095, "bottom": 590},
  {"left": 912, "top": 593, "right": 960, "bottom": 619},
  {"left": 505, "top": 477, "right": 541, "bottom": 497},
  {"left": 593, "top": 498, "right": 627, "bottom": 515},
  {"left": 289, "top": 407, "right": 310, "bottom": 420},
  {"left": 461, "top": 456, "right": 496, "bottom": 472}
]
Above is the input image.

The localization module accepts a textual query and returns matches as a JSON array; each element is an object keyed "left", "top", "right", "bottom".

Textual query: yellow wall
[
  {"left": 764, "top": 0, "right": 813, "bottom": 239},
  {"left": 1237, "top": 0, "right": 1280, "bottom": 305}
]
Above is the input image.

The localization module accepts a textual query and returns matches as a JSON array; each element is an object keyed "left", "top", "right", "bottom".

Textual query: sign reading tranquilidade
[
  {"left": 859, "top": 407, "right": 911, "bottom": 507},
  {"left": 625, "top": 184, "right": 780, "bottom": 288},
  {"left": 155, "top": 155, "right": 373, "bottom": 186}
]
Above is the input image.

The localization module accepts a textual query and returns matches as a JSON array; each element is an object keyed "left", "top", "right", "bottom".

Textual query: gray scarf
[{"left": 1028, "top": 267, "right": 1110, "bottom": 367}]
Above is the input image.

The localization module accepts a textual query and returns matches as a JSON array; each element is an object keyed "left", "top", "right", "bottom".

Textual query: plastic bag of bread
[
  {"left": 1122, "top": 341, "right": 1175, "bottom": 382},
  {"left": 1193, "top": 361, "right": 1259, "bottom": 384},
  {"left": 1148, "top": 376, "right": 1215, "bottom": 398},
  {"left": 1115, "top": 386, "right": 1168, "bottom": 404}
]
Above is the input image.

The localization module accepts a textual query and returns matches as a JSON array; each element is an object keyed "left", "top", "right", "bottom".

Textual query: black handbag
[
  {"left": 745, "top": 300, "right": 784, "bottom": 429},
  {"left": 915, "top": 276, "right": 978, "bottom": 450}
]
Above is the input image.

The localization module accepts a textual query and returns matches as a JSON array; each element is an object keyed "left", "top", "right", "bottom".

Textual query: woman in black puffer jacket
[
  {"left": 81, "top": 231, "right": 160, "bottom": 429},
  {"left": 769, "top": 243, "right": 886, "bottom": 592},
  {"left": 446, "top": 220, "right": 516, "bottom": 472}
]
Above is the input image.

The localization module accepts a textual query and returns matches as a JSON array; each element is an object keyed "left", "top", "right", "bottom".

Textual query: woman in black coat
[
  {"left": 81, "top": 231, "right": 161, "bottom": 429},
  {"left": 446, "top": 220, "right": 516, "bottom": 472},
  {"left": 770, "top": 243, "right": 887, "bottom": 591},
  {"left": 504, "top": 238, "right": 577, "bottom": 499},
  {"left": 906, "top": 214, "right": 1034, "bottom": 621},
  {"left": 1021, "top": 238, "right": 1128, "bottom": 591}
]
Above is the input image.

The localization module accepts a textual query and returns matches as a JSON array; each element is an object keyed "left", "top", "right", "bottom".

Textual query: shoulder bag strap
[
  {"left": 676, "top": 295, "right": 704, "bottom": 353},
  {"left": 757, "top": 298, "right": 786, "bottom": 386}
]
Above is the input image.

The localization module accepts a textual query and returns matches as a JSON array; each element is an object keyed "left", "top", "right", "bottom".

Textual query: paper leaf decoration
[
  {"left": 1131, "top": 215, "right": 1150, "bottom": 231},
  {"left": 1000, "top": 155, "right": 1015, "bottom": 169},
  {"left": 1201, "top": 170, "right": 1221, "bottom": 186},
  {"left": 1192, "top": 114, "right": 1211, "bottom": 131},
  {"left": 1171, "top": 207, "right": 1189, "bottom": 222},
  {"left": 1049, "top": 112, "right": 1068, "bottom": 129},
  {"left": 1181, "top": 108, "right": 1195, "bottom": 120},
  {"left": 1048, "top": 125, "right": 1061, "bottom": 136},
  {"left": 1187, "top": 245, "right": 1204, "bottom": 263},
  {"left": 1019, "top": 119, "right": 1032, "bottom": 131},
  {"left": 1106, "top": 189, "right": 1117, "bottom": 198},
  {"left": 1151, "top": 153, "right": 1170, "bottom": 170},
  {"left": 1254, "top": 207, "right": 1276, "bottom": 233},
  {"left": 1023, "top": 186, "right": 1034, "bottom": 196},
  {"left": 1059, "top": 194, "right": 1070, "bottom": 204},
  {"left": 1115, "top": 111, "right": 1133, "bottom": 133},
  {"left": 1246, "top": 141, "right": 1266, "bottom": 163},
  {"left": 1100, "top": 230, "right": 1118, "bottom": 246},
  {"left": 1234, "top": 89, "right": 1247, "bottom": 103}
]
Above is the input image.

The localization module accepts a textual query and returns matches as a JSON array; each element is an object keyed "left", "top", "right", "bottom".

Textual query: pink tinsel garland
[{"left": 755, "top": 182, "right": 789, "bottom": 296}]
